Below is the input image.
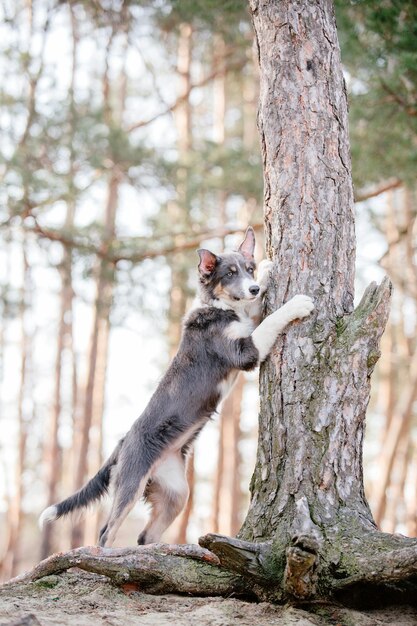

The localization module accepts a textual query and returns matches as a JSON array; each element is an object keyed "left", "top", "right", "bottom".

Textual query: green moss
[
  {"left": 34, "top": 575, "right": 60, "bottom": 589},
  {"left": 308, "top": 605, "right": 356, "bottom": 626},
  {"left": 367, "top": 352, "right": 380, "bottom": 369},
  {"left": 335, "top": 317, "right": 347, "bottom": 337}
]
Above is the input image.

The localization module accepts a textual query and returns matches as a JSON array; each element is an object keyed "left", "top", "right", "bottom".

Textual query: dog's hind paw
[{"left": 137, "top": 530, "right": 147, "bottom": 545}]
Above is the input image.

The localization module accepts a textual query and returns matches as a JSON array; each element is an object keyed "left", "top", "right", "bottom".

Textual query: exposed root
[
  {"left": 284, "top": 535, "right": 319, "bottom": 599},
  {"left": 0, "top": 544, "right": 246, "bottom": 597},
  {"left": 333, "top": 543, "right": 417, "bottom": 590},
  {"left": 3, "top": 532, "right": 417, "bottom": 605},
  {"left": 199, "top": 533, "right": 272, "bottom": 581}
]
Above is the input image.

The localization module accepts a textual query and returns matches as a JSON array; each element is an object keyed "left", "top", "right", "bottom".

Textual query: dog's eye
[
  {"left": 227, "top": 271, "right": 234, "bottom": 278},
  {"left": 247, "top": 267, "right": 254, "bottom": 274}
]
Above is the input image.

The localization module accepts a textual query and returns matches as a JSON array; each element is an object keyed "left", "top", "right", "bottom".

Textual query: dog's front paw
[
  {"left": 258, "top": 259, "right": 273, "bottom": 275},
  {"left": 283, "top": 295, "right": 314, "bottom": 321},
  {"left": 257, "top": 259, "right": 274, "bottom": 291}
]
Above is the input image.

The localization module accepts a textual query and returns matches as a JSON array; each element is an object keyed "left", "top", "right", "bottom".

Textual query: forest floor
[{"left": 1, "top": 571, "right": 417, "bottom": 626}]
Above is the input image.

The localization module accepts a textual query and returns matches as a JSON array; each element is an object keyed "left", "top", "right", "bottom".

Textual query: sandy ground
[{"left": 1, "top": 571, "right": 417, "bottom": 626}]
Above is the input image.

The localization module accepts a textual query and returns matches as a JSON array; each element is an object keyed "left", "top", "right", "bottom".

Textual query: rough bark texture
[
  {"left": 2, "top": 545, "right": 245, "bottom": 598},
  {"left": 241, "top": 0, "right": 357, "bottom": 536}
]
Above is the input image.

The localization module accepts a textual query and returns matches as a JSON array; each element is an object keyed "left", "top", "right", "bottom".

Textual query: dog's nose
[{"left": 249, "top": 285, "right": 260, "bottom": 296}]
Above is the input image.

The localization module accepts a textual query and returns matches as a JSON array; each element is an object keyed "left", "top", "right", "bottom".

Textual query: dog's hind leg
[
  {"left": 138, "top": 451, "right": 189, "bottom": 545},
  {"left": 99, "top": 473, "right": 150, "bottom": 547}
]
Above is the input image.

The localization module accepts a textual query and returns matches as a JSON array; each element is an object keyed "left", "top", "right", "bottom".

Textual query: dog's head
[{"left": 197, "top": 227, "right": 260, "bottom": 308}]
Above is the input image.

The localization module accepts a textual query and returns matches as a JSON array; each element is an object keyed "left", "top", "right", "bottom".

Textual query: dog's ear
[
  {"left": 197, "top": 249, "right": 218, "bottom": 276},
  {"left": 238, "top": 226, "right": 255, "bottom": 260}
]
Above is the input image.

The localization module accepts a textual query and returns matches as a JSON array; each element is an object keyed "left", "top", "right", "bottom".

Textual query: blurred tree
[
  {"left": 2, "top": 244, "right": 33, "bottom": 579},
  {"left": 40, "top": 2, "right": 79, "bottom": 559},
  {"left": 367, "top": 187, "right": 417, "bottom": 534},
  {"left": 336, "top": 0, "right": 417, "bottom": 537},
  {"left": 0, "top": 0, "right": 264, "bottom": 572},
  {"left": 336, "top": 0, "right": 417, "bottom": 189}
]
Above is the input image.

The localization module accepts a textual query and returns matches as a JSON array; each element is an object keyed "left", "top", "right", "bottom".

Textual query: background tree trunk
[
  {"left": 70, "top": 172, "right": 118, "bottom": 548},
  {"left": 40, "top": 225, "right": 74, "bottom": 559},
  {"left": 2, "top": 246, "right": 32, "bottom": 579}
]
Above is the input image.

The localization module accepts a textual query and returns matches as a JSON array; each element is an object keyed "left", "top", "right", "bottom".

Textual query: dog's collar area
[
  {"left": 207, "top": 298, "right": 235, "bottom": 311},
  {"left": 193, "top": 295, "right": 235, "bottom": 312}
]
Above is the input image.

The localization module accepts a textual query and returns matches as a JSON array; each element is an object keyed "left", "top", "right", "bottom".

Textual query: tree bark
[{"left": 201, "top": 0, "right": 417, "bottom": 604}]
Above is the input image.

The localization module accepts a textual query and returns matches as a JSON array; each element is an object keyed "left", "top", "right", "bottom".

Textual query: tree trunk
[
  {"left": 170, "top": 23, "right": 195, "bottom": 542},
  {"left": 70, "top": 172, "right": 118, "bottom": 548},
  {"left": 175, "top": 453, "right": 195, "bottom": 543},
  {"left": 1, "top": 247, "right": 32, "bottom": 579},
  {"left": 167, "top": 21, "right": 193, "bottom": 355},
  {"left": 212, "top": 374, "right": 245, "bottom": 536},
  {"left": 201, "top": 0, "right": 417, "bottom": 604},
  {"left": 40, "top": 237, "right": 74, "bottom": 559},
  {"left": 241, "top": 0, "right": 358, "bottom": 540},
  {"left": 71, "top": 18, "right": 126, "bottom": 546}
]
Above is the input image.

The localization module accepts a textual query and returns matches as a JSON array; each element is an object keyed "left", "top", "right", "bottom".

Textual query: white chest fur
[
  {"left": 223, "top": 313, "right": 256, "bottom": 340},
  {"left": 217, "top": 312, "right": 257, "bottom": 403},
  {"left": 217, "top": 371, "right": 239, "bottom": 403}
]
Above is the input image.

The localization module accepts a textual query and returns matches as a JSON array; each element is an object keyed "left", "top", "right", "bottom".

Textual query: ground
[{"left": 1, "top": 571, "right": 417, "bottom": 626}]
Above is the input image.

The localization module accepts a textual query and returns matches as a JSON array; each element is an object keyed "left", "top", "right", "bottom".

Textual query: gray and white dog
[{"left": 39, "top": 227, "right": 314, "bottom": 547}]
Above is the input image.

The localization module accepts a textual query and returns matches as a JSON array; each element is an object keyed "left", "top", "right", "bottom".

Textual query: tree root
[
  {"left": 0, "top": 544, "right": 247, "bottom": 597},
  {"left": 333, "top": 543, "right": 417, "bottom": 590},
  {"left": 2, "top": 532, "right": 417, "bottom": 604},
  {"left": 284, "top": 536, "right": 319, "bottom": 599},
  {"left": 198, "top": 533, "right": 271, "bottom": 581}
]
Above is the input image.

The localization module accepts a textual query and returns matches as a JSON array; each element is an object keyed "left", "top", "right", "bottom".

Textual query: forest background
[{"left": 0, "top": 0, "right": 416, "bottom": 582}]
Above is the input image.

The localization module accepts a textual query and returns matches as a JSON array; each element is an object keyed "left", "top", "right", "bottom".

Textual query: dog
[{"left": 39, "top": 227, "right": 314, "bottom": 547}]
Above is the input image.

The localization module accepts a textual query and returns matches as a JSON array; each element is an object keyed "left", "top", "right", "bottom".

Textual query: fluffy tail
[{"left": 39, "top": 438, "right": 124, "bottom": 529}]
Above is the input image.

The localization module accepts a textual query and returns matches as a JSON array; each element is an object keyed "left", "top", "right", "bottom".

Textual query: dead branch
[
  {"left": 354, "top": 178, "right": 403, "bottom": 203},
  {"left": 380, "top": 80, "right": 417, "bottom": 118},
  {"left": 17, "top": 217, "right": 264, "bottom": 265},
  {"left": 125, "top": 56, "right": 246, "bottom": 133}
]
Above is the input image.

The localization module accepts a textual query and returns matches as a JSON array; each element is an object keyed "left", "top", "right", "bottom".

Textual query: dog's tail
[{"left": 39, "top": 438, "right": 124, "bottom": 529}]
